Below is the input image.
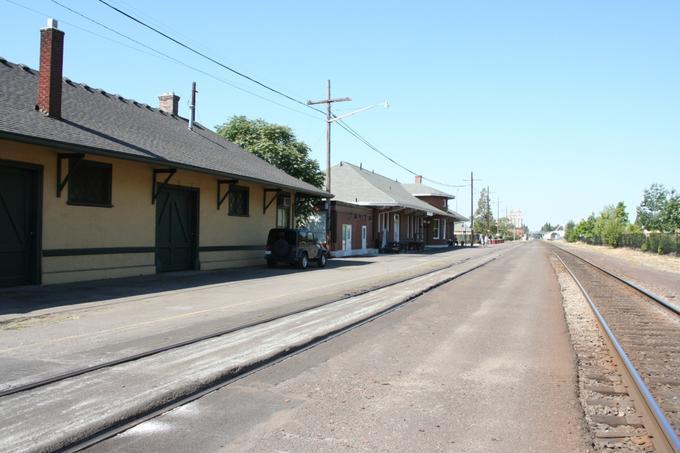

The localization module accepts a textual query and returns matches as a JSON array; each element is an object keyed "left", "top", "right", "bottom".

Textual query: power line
[
  {"left": 46, "top": 0, "right": 321, "bottom": 120},
  {"left": 96, "top": 0, "right": 324, "bottom": 115},
  {"left": 41, "top": 0, "right": 463, "bottom": 189},
  {"left": 5, "top": 0, "right": 161, "bottom": 60},
  {"left": 334, "top": 119, "right": 467, "bottom": 188}
]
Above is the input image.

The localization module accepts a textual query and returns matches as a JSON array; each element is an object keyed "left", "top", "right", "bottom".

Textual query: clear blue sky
[{"left": 2, "top": 0, "right": 679, "bottom": 230}]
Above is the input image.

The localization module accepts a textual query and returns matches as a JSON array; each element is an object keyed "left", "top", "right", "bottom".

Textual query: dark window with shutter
[
  {"left": 228, "top": 186, "right": 249, "bottom": 216},
  {"left": 68, "top": 160, "right": 112, "bottom": 207}
]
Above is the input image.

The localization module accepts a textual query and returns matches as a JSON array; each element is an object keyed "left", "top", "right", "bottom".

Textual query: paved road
[
  {"left": 0, "top": 245, "right": 512, "bottom": 391},
  {"left": 90, "top": 241, "right": 588, "bottom": 452}
]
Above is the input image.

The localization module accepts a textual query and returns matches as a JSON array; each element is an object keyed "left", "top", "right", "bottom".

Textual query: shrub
[{"left": 657, "top": 234, "right": 674, "bottom": 255}]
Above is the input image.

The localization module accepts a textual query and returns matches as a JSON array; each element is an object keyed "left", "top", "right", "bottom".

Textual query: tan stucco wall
[{"left": 0, "top": 139, "right": 294, "bottom": 284}]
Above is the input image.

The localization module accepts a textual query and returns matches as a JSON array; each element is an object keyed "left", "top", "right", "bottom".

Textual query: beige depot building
[{"left": 0, "top": 20, "right": 329, "bottom": 288}]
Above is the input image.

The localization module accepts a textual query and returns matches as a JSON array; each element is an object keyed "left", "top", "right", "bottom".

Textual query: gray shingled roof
[
  {"left": 447, "top": 209, "right": 469, "bottom": 222},
  {"left": 0, "top": 58, "right": 330, "bottom": 198},
  {"left": 328, "top": 162, "right": 457, "bottom": 218},
  {"left": 402, "top": 183, "right": 454, "bottom": 199}
]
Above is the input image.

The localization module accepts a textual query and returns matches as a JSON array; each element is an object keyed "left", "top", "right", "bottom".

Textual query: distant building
[
  {"left": 508, "top": 210, "right": 523, "bottom": 228},
  {"left": 324, "top": 163, "right": 466, "bottom": 256},
  {"left": 543, "top": 226, "right": 565, "bottom": 241}
]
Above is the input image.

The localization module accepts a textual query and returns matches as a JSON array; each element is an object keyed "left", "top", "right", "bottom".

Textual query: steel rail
[
  {"left": 553, "top": 245, "right": 679, "bottom": 315},
  {"left": 0, "top": 250, "right": 508, "bottom": 399},
  {"left": 59, "top": 255, "right": 499, "bottom": 452},
  {"left": 554, "top": 252, "right": 680, "bottom": 453}
]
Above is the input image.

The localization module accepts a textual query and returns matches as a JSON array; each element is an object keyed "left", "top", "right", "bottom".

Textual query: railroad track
[
  {"left": 553, "top": 246, "right": 680, "bottom": 452},
  {"left": 0, "top": 248, "right": 512, "bottom": 453}
]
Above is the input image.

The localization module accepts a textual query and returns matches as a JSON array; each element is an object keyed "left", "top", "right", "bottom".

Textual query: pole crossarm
[{"left": 306, "top": 97, "right": 351, "bottom": 105}]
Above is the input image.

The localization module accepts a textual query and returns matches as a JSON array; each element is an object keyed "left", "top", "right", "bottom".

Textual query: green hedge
[{"left": 586, "top": 232, "right": 679, "bottom": 256}]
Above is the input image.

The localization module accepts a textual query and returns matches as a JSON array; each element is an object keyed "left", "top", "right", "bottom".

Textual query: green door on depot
[
  {"left": 155, "top": 186, "right": 197, "bottom": 272},
  {"left": 0, "top": 163, "right": 39, "bottom": 287}
]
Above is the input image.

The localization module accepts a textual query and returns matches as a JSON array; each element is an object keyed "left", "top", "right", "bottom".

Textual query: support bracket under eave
[
  {"left": 217, "top": 179, "right": 238, "bottom": 210},
  {"left": 152, "top": 168, "right": 177, "bottom": 204},
  {"left": 263, "top": 189, "right": 281, "bottom": 214},
  {"left": 56, "top": 153, "right": 85, "bottom": 197}
]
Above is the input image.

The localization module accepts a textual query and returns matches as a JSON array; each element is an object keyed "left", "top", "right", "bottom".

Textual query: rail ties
[{"left": 553, "top": 247, "right": 680, "bottom": 452}]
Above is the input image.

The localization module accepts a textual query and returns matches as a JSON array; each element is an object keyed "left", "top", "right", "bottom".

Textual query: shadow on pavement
[
  {"left": 0, "top": 246, "right": 476, "bottom": 318},
  {"left": 0, "top": 259, "right": 373, "bottom": 317}
]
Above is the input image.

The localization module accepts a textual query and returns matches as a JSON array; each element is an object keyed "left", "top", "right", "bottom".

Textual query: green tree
[
  {"left": 540, "top": 222, "right": 555, "bottom": 233},
  {"left": 575, "top": 213, "right": 597, "bottom": 240},
  {"left": 597, "top": 202, "right": 629, "bottom": 247},
  {"left": 564, "top": 220, "right": 577, "bottom": 242},
  {"left": 660, "top": 191, "right": 680, "bottom": 233},
  {"left": 474, "top": 188, "right": 495, "bottom": 237},
  {"left": 216, "top": 116, "right": 324, "bottom": 225},
  {"left": 496, "top": 217, "right": 514, "bottom": 240},
  {"left": 636, "top": 183, "right": 668, "bottom": 231}
]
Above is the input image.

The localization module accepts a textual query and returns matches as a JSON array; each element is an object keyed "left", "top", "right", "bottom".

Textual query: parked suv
[{"left": 265, "top": 228, "right": 329, "bottom": 269}]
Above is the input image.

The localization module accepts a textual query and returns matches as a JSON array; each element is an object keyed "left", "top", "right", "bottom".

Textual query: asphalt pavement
[
  {"left": 0, "top": 245, "right": 513, "bottom": 452},
  {"left": 0, "top": 245, "right": 511, "bottom": 392},
  {"left": 88, "top": 241, "right": 589, "bottom": 452}
]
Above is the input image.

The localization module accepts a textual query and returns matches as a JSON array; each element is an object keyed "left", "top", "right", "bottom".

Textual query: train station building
[
  {"left": 325, "top": 162, "right": 467, "bottom": 256},
  {"left": 0, "top": 20, "right": 329, "bottom": 288},
  {"left": 402, "top": 176, "right": 467, "bottom": 246}
]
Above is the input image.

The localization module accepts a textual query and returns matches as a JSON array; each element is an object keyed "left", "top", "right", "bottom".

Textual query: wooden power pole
[{"left": 307, "top": 80, "right": 351, "bottom": 243}]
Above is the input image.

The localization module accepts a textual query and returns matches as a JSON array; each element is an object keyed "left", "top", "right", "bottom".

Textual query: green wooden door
[
  {"left": 155, "top": 186, "right": 197, "bottom": 272},
  {"left": 0, "top": 164, "right": 39, "bottom": 287}
]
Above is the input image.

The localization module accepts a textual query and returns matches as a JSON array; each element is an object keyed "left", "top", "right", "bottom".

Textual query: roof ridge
[{"left": 0, "top": 56, "right": 193, "bottom": 121}]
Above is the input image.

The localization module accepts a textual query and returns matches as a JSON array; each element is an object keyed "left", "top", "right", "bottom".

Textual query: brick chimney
[
  {"left": 415, "top": 175, "right": 423, "bottom": 184},
  {"left": 158, "top": 92, "right": 180, "bottom": 115},
  {"left": 37, "top": 18, "right": 64, "bottom": 119}
]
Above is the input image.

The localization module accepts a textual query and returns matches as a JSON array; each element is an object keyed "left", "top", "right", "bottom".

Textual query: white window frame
[
  {"left": 442, "top": 218, "right": 447, "bottom": 239},
  {"left": 432, "top": 219, "right": 440, "bottom": 239}
]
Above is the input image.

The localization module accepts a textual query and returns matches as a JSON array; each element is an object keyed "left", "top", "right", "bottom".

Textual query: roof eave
[{"left": 0, "top": 130, "right": 332, "bottom": 198}]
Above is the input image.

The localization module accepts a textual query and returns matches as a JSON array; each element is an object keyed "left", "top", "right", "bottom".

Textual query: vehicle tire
[
  {"left": 317, "top": 253, "right": 327, "bottom": 268},
  {"left": 266, "top": 260, "right": 276, "bottom": 268},
  {"left": 298, "top": 252, "right": 309, "bottom": 270},
  {"left": 272, "top": 239, "right": 290, "bottom": 257}
]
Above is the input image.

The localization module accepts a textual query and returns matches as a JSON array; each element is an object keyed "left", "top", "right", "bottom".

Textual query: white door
[
  {"left": 393, "top": 214, "right": 400, "bottom": 242},
  {"left": 361, "top": 225, "right": 367, "bottom": 250},
  {"left": 342, "top": 224, "right": 352, "bottom": 251}
]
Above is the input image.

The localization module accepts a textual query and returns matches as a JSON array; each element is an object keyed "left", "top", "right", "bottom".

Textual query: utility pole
[
  {"left": 306, "top": 80, "right": 351, "bottom": 243},
  {"left": 464, "top": 172, "right": 479, "bottom": 247},
  {"left": 188, "top": 81, "right": 197, "bottom": 131}
]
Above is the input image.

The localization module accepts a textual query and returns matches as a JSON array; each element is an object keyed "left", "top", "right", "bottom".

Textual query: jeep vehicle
[{"left": 265, "top": 228, "right": 329, "bottom": 269}]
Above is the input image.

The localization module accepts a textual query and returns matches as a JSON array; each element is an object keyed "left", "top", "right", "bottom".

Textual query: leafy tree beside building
[
  {"left": 474, "top": 188, "right": 495, "bottom": 237},
  {"left": 216, "top": 116, "right": 325, "bottom": 226}
]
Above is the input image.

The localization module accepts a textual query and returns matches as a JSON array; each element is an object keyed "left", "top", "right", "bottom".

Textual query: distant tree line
[{"left": 564, "top": 184, "right": 680, "bottom": 255}]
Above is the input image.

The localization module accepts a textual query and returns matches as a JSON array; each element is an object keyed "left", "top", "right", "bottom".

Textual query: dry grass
[{"left": 561, "top": 241, "right": 680, "bottom": 274}]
